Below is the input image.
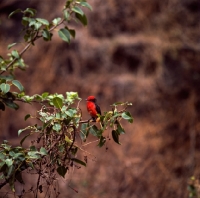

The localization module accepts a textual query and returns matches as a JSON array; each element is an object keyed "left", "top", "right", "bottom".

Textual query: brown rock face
[{"left": 0, "top": 0, "right": 200, "bottom": 197}]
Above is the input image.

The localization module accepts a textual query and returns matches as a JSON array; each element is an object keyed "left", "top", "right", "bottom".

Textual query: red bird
[{"left": 86, "top": 95, "right": 101, "bottom": 121}]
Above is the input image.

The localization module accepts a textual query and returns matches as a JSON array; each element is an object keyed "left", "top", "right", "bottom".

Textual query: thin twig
[
  {"left": 68, "top": 125, "right": 76, "bottom": 152},
  {"left": 0, "top": 42, "right": 32, "bottom": 75},
  {"left": 35, "top": 161, "right": 42, "bottom": 198},
  {"left": 14, "top": 98, "right": 49, "bottom": 104}
]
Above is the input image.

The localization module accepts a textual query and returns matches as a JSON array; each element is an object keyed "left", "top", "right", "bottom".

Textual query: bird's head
[{"left": 86, "top": 95, "right": 97, "bottom": 102}]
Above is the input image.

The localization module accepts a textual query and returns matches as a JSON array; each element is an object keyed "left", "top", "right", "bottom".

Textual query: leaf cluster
[
  {"left": 0, "top": 0, "right": 134, "bottom": 197},
  {"left": 81, "top": 102, "right": 133, "bottom": 146},
  {"left": 0, "top": 141, "right": 46, "bottom": 192},
  {"left": 0, "top": 92, "right": 133, "bottom": 195},
  {"left": 0, "top": 0, "right": 91, "bottom": 112}
]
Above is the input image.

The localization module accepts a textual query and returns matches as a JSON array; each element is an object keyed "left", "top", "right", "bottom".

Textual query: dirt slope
[{"left": 0, "top": 0, "right": 200, "bottom": 197}]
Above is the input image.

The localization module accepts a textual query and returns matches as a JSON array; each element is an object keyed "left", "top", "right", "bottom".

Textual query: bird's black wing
[{"left": 95, "top": 103, "right": 101, "bottom": 115}]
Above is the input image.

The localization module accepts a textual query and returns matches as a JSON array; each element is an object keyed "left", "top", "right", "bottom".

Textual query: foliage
[
  {"left": 187, "top": 176, "right": 200, "bottom": 198},
  {"left": 0, "top": 0, "right": 133, "bottom": 197}
]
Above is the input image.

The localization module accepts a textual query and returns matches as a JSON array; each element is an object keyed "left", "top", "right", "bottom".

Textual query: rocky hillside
[{"left": 0, "top": 0, "right": 200, "bottom": 197}]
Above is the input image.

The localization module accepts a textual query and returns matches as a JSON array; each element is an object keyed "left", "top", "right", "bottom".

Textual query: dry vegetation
[{"left": 0, "top": 0, "right": 200, "bottom": 197}]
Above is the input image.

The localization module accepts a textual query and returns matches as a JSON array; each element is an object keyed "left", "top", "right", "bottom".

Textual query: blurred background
[{"left": 0, "top": 0, "right": 200, "bottom": 197}]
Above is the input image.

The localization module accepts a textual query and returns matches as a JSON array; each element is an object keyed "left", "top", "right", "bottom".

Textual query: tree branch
[
  {"left": 0, "top": 18, "right": 65, "bottom": 75},
  {"left": 0, "top": 42, "right": 32, "bottom": 75}
]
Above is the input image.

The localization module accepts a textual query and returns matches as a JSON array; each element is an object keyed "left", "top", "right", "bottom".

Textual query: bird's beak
[{"left": 85, "top": 99, "right": 88, "bottom": 101}]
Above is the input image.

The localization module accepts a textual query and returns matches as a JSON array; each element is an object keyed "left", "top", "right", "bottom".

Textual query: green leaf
[
  {"left": 22, "top": 95, "right": 33, "bottom": 102},
  {"left": 24, "top": 33, "right": 30, "bottom": 42},
  {"left": 72, "top": 6, "right": 84, "bottom": 16},
  {"left": 0, "top": 56, "right": 4, "bottom": 62},
  {"left": 7, "top": 165, "right": 14, "bottom": 178},
  {"left": 68, "top": 29, "right": 76, "bottom": 38},
  {"left": 12, "top": 80, "right": 24, "bottom": 92},
  {"left": 9, "top": 175, "right": 15, "bottom": 192},
  {"left": 66, "top": 92, "right": 80, "bottom": 103},
  {"left": 60, "top": 112, "right": 67, "bottom": 119},
  {"left": 63, "top": 10, "right": 70, "bottom": 20},
  {"left": 0, "top": 101, "right": 5, "bottom": 111},
  {"left": 11, "top": 50, "right": 20, "bottom": 59},
  {"left": 52, "top": 97, "right": 63, "bottom": 109},
  {"left": 17, "top": 58, "right": 25, "bottom": 68},
  {"left": 75, "top": 13, "right": 87, "bottom": 26},
  {"left": 18, "top": 128, "right": 28, "bottom": 136},
  {"left": 33, "top": 94, "right": 42, "bottom": 101},
  {"left": 9, "top": 151, "right": 25, "bottom": 161},
  {"left": 65, "top": 135, "right": 72, "bottom": 143},
  {"left": 36, "top": 18, "right": 49, "bottom": 26},
  {"left": 72, "top": 158, "right": 86, "bottom": 167},
  {"left": 0, "top": 75, "right": 14, "bottom": 80},
  {"left": 57, "top": 166, "right": 68, "bottom": 178},
  {"left": 20, "top": 133, "right": 31, "bottom": 145},
  {"left": 30, "top": 145, "right": 37, "bottom": 151},
  {"left": 29, "top": 20, "right": 36, "bottom": 27},
  {"left": 53, "top": 123, "right": 61, "bottom": 132},
  {"left": 24, "top": 8, "right": 37, "bottom": 17},
  {"left": 3, "top": 99, "right": 19, "bottom": 110},
  {"left": 65, "top": 108, "right": 77, "bottom": 117},
  {"left": 42, "top": 29, "right": 53, "bottom": 41},
  {"left": 29, "top": 20, "right": 42, "bottom": 30},
  {"left": 52, "top": 17, "right": 61, "bottom": 25},
  {"left": 80, "top": 2, "right": 93, "bottom": 10},
  {"left": 27, "top": 151, "right": 40, "bottom": 159},
  {"left": 58, "top": 28, "right": 71, "bottom": 43},
  {"left": 1, "top": 141, "right": 11, "bottom": 150},
  {"left": 42, "top": 92, "right": 49, "bottom": 99},
  {"left": 24, "top": 114, "right": 31, "bottom": 121},
  {"left": 5, "top": 159, "right": 13, "bottom": 167},
  {"left": 112, "top": 130, "right": 121, "bottom": 145},
  {"left": 89, "top": 125, "right": 102, "bottom": 137},
  {"left": 0, "top": 83, "right": 10, "bottom": 93},
  {"left": 0, "top": 152, "right": 6, "bottom": 160},
  {"left": 0, "top": 173, "right": 5, "bottom": 180},
  {"left": 74, "top": 117, "right": 80, "bottom": 125},
  {"left": 22, "top": 17, "right": 30, "bottom": 26},
  {"left": 98, "top": 136, "right": 106, "bottom": 147},
  {"left": 7, "top": 43, "right": 17, "bottom": 50},
  {"left": 40, "top": 147, "right": 47, "bottom": 155},
  {"left": 30, "top": 21, "right": 42, "bottom": 30},
  {"left": 9, "top": 9, "right": 22, "bottom": 18},
  {"left": 56, "top": 112, "right": 61, "bottom": 119},
  {"left": 116, "top": 121, "right": 125, "bottom": 134},
  {"left": 121, "top": 111, "right": 133, "bottom": 123},
  {"left": 65, "top": 1, "right": 72, "bottom": 8},
  {"left": 8, "top": 151, "right": 16, "bottom": 158},
  {"left": 61, "top": 105, "right": 67, "bottom": 112},
  {"left": 80, "top": 123, "right": 89, "bottom": 142},
  {"left": 0, "top": 66, "right": 6, "bottom": 72}
]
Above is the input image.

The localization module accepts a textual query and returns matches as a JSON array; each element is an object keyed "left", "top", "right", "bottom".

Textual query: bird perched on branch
[{"left": 86, "top": 95, "right": 101, "bottom": 122}]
